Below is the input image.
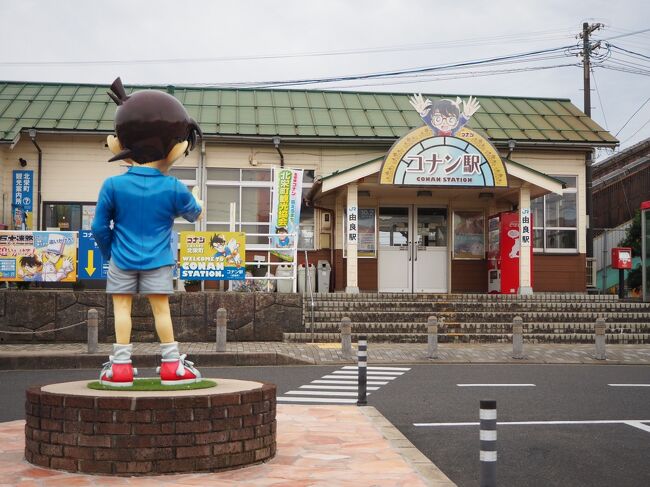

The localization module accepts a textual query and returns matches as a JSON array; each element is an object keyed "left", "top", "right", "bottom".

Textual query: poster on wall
[
  {"left": 270, "top": 168, "right": 303, "bottom": 261},
  {"left": 179, "top": 231, "right": 246, "bottom": 281},
  {"left": 0, "top": 231, "right": 77, "bottom": 282},
  {"left": 358, "top": 208, "right": 376, "bottom": 257},
  {"left": 12, "top": 170, "right": 34, "bottom": 230},
  {"left": 453, "top": 211, "right": 484, "bottom": 259}
]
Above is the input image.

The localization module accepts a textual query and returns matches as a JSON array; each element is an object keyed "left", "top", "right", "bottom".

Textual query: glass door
[
  {"left": 378, "top": 207, "right": 411, "bottom": 292},
  {"left": 413, "top": 207, "right": 448, "bottom": 292}
]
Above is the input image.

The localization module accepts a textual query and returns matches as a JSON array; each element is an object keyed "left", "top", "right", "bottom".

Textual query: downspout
[
  {"left": 303, "top": 177, "right": 336, "bottom": 289},
  {"left": 272, "top": 136, "right": 284, "bottom": 168},
  {"left": 28, "top": 129, "right": 42, "bottom": 230}
]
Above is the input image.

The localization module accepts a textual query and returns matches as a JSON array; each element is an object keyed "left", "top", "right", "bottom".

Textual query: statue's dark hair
[{"left": 107, "top": 77, "right": 202, "bottom": 163}]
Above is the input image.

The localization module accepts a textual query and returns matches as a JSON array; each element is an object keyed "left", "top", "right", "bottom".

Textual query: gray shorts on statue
[{"left": 106, "top": 261, "right": 174, "bottom": 295}]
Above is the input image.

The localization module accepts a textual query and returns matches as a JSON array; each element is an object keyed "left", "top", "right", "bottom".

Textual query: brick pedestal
[{"left": 24, "top": 379, "right": 276, "bottom": 475}]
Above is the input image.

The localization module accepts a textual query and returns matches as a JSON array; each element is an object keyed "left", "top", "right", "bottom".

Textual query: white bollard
[
  {"left": 340, "top": 317, "right": 352, "bottom": 357},
  {"left": 87, "top": 308, "right": 98, "bottom": 354}
]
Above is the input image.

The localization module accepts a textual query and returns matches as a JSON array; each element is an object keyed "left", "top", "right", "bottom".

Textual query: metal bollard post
[
  {"left": 216, "top": 307, "right": 227, "bottom": 353},
  {"left": 427, "top": 316, "right": 438, "bottom": 359},
  {"left": 480, "top": 400, "right": 497, "bottom": 487},
  {"left": 594, "top": 317, "right": 606, "bottom": 360},
  {"left": 87, "top": 308, "right": 98, "bottom": 354},
  {"left": 340, "top": 317, "right": 352, "bottom": 358},
  {"left": 512, "top": 316, "right": 524, "bottom": 359},
  {"left": 357, "top": 335, "right": 368, "bottom": 406}
]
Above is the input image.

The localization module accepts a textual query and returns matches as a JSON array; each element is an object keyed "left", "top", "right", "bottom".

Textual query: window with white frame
[
  {"left": 168, "top": 167, "right": 199, "bottom": 234},
  {"left": 531, "top": 175, "right": 578, "bottom": 252},
  {"left": 205, "top": 168, "right": 314, "bottom": 250}
]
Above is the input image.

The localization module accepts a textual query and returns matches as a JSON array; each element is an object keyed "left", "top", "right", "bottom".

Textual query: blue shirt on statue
[{"left": 92, "top": 166, "right": 201, "bottom": 271}]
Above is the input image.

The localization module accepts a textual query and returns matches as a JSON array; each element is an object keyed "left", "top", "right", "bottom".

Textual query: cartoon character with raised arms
[
  {"left": 92, "top": 77, "right": 204, "bottom": 387},
  {"left": 408, "top": 94, "right": 480, "bottom": 136}
]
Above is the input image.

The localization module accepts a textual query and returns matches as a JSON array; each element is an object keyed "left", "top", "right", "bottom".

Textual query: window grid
[{"left": 532, "top": 175, "right": 578, "bottom": 253}]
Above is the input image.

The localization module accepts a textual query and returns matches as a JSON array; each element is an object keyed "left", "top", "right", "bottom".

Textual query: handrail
[{"left": 304, "top": 250, "right": 315, "bottom": 343}]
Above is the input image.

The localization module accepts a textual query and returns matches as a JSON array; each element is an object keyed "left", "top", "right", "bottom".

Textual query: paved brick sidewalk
[
  {"left": 1, "top": 342, "right": 649, "bottom": 366},
  {"left": 0, "top": 405, "right": 455, "bottom": 486}
]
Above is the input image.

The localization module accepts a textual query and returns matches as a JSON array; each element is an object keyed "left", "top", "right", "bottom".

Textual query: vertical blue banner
[
  {"left": 12, "top": 170, "right": 33, "bottom": 230},
  {"left": 78, "top": 230, "right": 108, "bottom": 280}
]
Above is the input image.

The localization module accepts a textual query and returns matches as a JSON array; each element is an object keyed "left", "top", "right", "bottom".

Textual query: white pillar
[
  {"left": 518, "top": 185, "right": 533, "bottom": 295},
  {"left": 345, "top": 183, "right": 359, "bottom": 293}
]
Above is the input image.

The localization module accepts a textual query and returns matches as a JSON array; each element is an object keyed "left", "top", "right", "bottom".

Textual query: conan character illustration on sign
[
  {"left": 408, "top": 94, "right": 480, "bottom": 136},
  {"left": 91, "top": 77, "right": 204, "bottom": 387},
  {"left": 381, "top": 94, "right": 507, "bottom": 188}
]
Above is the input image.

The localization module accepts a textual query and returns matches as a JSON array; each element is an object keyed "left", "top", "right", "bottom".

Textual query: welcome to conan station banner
[
  {"left": 0, "top": 231, "right": 77, "bottom": 282},
  {"left": 179, "top": 231, "right": 246, "bottom": 280},
  {"left": 270, "top": 168, "right": 303, "bottom": 261}
]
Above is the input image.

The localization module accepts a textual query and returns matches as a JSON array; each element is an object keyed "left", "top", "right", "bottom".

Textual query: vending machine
[{"left": 487, "top": 211, "right": 532, "bottom": 294}]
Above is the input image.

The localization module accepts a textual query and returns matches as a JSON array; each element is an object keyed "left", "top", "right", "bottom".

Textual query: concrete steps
[
  {"left": 299, "top": 321, "right": 650, "bottom": 334},
  {"left": 283, "top": 332, "right": 650, "bottom": 344},
  {"left": 293, "top": 293, "right": 650, "bottom": 344}
]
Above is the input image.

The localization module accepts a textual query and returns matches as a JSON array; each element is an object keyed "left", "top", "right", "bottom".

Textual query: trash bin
[
  {"left": 317, "top": 260, "right": 331, "bottom": 294},
  {"left": 298, "top": 263, "right": 316, "bottom": 294},
  {"left": 275, "top": 264, "right": 293, "bottom": 293}
]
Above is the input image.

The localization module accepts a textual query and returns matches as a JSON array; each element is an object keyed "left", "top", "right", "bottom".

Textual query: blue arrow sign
[{"left": 78, "top": 231, "right": 108, "bottom": 280}]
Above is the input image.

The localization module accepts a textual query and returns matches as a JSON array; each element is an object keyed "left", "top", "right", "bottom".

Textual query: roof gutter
[{"left": 2, "top": 130, "right": 618, "bottom": 149}]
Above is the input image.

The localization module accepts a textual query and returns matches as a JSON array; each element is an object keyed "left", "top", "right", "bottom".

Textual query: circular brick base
[{"left": 24, "top": 379, "right": 276, "bottom": 475}]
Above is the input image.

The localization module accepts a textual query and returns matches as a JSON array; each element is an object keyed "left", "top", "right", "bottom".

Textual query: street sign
[{"left": 78, "top": 231, "right": 108, "bottom": 280}]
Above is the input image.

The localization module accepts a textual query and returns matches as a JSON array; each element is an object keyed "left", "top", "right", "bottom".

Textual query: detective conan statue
[{"left": 92, "top": 77, "right": 203, "bottom": 387}]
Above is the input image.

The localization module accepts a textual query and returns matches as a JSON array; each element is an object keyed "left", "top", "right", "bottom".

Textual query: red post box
[{"left": 611, "top": 247, "right": 632, "bottom": 270}]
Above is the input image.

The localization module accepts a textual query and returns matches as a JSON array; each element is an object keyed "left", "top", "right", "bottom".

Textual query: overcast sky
[{"left": 1, "top": 0, "right": 649, "bottom": 159}]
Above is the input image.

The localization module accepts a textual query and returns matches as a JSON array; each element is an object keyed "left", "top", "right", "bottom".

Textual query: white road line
[
  {"left": 414, "top": 419, "right": 650, "bottom": 427},
  {"left": 277, "top": 397, "right": 358, "bottom": 404},
  {"left": 285, "top": 390, "right": 365, "bottom": 397},
  {"left": 332, "top": 371, "right": 401, "bottom": 377},
  {"left": 608, "top": 384, "right": 650, "bottom": 387},
  {"left": 300, "top": 385, "right": 380, "bottom": 391},
  {"left": 321, "top": 375, "right": 391, "bottom": 382},
  {"left": 313, "top": 379, "right": 389, "bottom": 385},
  {"left": 457, "top": 384, "right": 536, "bottom": 387},
  {"left": 342, "top": 366, "right": 411, "bottom": 371},
  {"left": 624, "top": 421, "right": 650, "bottom": 434}
]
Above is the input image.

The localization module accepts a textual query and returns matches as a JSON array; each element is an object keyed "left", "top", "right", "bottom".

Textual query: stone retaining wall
[
  {"left": 0, "top": 291, "right": 302, "bottom": 343},
  {"left": 25, "top": 382, "right": 277, "bottom": 475}
]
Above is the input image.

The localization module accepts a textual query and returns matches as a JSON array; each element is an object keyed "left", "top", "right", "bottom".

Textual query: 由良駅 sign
[{"left": 380, "top": 95, "right": 507, "bottom": 187}]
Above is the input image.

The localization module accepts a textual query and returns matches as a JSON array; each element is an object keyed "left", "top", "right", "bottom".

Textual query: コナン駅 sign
[{"left": 380, "top": 95, "right": 507, "bottom": 187}]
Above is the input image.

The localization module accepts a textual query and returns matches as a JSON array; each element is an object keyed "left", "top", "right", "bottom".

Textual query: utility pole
[{"left": 579, "top": 22, "right": 603, "bottom": 271}]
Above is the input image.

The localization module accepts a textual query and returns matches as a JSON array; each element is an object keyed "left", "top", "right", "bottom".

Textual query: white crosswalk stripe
[{"left": 277, "top": 366, "right": 411, "bottom": 404}]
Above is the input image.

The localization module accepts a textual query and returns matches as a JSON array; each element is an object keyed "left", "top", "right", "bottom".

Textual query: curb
[
  {"left": 361, "top": 406, "right": 457, "bottom": 486},
  {"left": 0, "top": 352, "right": 312, "bottom": 370}
]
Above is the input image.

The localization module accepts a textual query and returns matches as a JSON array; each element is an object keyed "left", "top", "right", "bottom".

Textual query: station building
[{"left": 0, "top": 81, "right": 618, "bottom": 293}]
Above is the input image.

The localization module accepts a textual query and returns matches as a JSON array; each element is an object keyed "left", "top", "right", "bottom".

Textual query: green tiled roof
[{"left": 0, "top": 81, "right": 618, "bottom": 146}]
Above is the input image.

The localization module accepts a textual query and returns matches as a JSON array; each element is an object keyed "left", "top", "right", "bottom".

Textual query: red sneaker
[
  {"left": 159, "top": 354, "right": 201, "bottom": 385},
  {"left": 100, "top": 343, "right": 135, "bottom": 387},
  {"left": 100, "top": 361, "right": 134, "bottom": 387}
]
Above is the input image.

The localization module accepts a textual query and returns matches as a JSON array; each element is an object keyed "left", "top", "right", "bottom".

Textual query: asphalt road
[{"left": 1, "top": 364, "right": 649, "bottom": 487}]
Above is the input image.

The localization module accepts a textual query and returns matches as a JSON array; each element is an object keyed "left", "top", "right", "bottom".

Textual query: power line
[
  {"left": 615, "top": 95, "right": 650, "bottom": 137},
  {"left": 591, "top": 68, "right": 609, "bottom": 129},
  {"left": 0, "top": 28, "right": 578, "bottom": 67}
]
